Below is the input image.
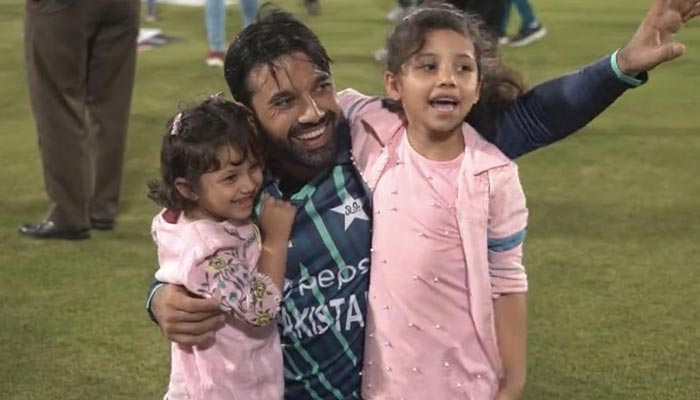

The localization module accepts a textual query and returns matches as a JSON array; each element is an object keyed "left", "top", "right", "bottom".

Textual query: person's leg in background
[
  {"left": 508, "top": 0, "right": 546, "bottom": 47},
  {"left": 21, "top": 1, "right": 92, "bottom": 239},
  {"left": 86, "top": 0, "right": 140, "bottom": 230},
  {"left": 239, "top": 0, "right": 259, "bottom": 27},
  {"left": 146, "top": 0, "right": 156, "bottom": 21},
  {"left": 205, "top": 0, "right": 226, "bottom": 67},
  {"left": 459, "top": 0, "right": 508, "bottom": 38},
  {"left": 499, "top": 0, "right": 513, "bottom": 44}
]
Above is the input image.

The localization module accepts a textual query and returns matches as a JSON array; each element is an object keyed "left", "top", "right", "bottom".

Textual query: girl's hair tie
[{"left": 170, "top": 112, "right": 183, "bottom": 136}]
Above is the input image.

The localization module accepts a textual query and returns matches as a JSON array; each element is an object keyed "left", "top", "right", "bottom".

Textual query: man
[
  {"left": 148, "top": 1, "right": 699, "bottom": 398},
  {"left": 20, "top": 0, "right": 140, "bottom": 239}
]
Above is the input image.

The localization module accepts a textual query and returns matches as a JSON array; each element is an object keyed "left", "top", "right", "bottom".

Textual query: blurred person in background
[
  {"left": 19, "top": 0, "right": 140, "bottom": 240},
  {"left": 386, "top": 0, "right": 415, "bottom": 22},
  {"left": 447, "top": 0, "right": 507, "bottom": 35},
  {"left": 499, "top": 0, "right": 546, "bottom": 47},
  {"left": 375, "top": 0, "right": 508, "bottom": 60},
  {"left": 205, "top": 0, "right": 259, "bottom": 67},
  {"left": 146, "top": 0, "right": 157, "bottom": 21},
  {"left": 304, "top": 0, "right": 321, "bottom": 16}
]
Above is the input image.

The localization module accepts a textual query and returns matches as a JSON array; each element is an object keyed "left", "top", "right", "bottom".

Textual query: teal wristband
[{"left": 610, "top": 49, "right": 645, "bottom": 87}]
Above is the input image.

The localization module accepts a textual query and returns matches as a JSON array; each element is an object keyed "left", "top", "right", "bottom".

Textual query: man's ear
[{"left": 175, "top": 178, "right": 198, "bottom": 202}]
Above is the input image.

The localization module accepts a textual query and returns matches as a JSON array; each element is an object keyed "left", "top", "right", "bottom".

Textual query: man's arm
[
  {"left": 146, "top": 281, "right": 225, "bottom": 346},
  {"left": 489, "top": 0, "right": 700, "bottom": 159},
  {"left": 489, "top": 55, "right": 636, "bottom": 160}
]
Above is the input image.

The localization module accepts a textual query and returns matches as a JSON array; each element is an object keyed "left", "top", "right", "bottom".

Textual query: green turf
[{"left": 0, "top": 0, "right": 699, "bottom": 399}]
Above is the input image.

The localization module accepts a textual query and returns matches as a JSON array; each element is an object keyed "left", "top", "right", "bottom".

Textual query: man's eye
[
  {"left": 318, "top": 82, "right": 333, "bottom": 90},
  {"left": 273, "top": 98, "right": 294, "bottom": 108}
]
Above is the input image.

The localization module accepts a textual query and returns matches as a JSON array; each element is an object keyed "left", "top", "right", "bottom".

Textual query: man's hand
[
  {"left": 617, "top": 0, "right": 700, "bottom": 76},
  {"left": 151, "top": 284, "right": 225, "bottom": 346}
]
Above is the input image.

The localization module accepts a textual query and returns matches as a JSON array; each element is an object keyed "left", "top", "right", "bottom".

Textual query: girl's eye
[
  {"left": 225, "top": 174, "right": 238, "bottom": 182},
  {"left": 458, "top": 64, "right": 474, "bottom": 72},
  {"left": 250, "top": 163, "right": 262, "bottom": 171},
  {"left": 420, "top": 64, "right": 436, "bottom": 71}
]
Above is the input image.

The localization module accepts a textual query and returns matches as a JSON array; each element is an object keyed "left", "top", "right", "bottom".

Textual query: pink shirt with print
[{"left": 152, "top": 209, "right": 283, "bottom": 400}]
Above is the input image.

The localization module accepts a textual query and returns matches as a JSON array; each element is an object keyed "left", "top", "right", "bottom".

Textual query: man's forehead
[{"left": 247, "top": 53, "right": 330, "bottom": 93}]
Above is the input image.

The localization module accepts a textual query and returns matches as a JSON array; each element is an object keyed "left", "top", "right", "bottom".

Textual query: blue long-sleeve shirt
[{"left": 489, "top": 55, "right": 644, "bottom": 159}]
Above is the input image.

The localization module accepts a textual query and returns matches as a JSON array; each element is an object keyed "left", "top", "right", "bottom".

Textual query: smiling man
[{"left": 147, "top": 2, "right": 700, "bottom": 399}]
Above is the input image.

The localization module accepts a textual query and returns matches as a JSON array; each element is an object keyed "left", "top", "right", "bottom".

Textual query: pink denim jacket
[{"left": 338, "top": 89, "right": 529, "bottom": 375}]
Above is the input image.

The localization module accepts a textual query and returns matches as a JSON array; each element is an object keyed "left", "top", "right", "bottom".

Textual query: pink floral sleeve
[{"left": 185, "top": 249, "right": 282, "bottom": 327}]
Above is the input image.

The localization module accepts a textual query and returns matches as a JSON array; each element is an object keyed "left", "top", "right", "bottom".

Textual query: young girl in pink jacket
[
  {"left": 339, "top": 4, "right": 528, "bottom": 399},
  {"left": 148, "top": 96, "right": 295, "bottom": 400}
]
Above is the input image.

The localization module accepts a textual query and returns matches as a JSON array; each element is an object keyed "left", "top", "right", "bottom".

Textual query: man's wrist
[
  {"left": 611, "top": 49, "right": 647, "bottom": 87},
  {"left": 146, "top": 282, "right": 165, "bottom": 324}
]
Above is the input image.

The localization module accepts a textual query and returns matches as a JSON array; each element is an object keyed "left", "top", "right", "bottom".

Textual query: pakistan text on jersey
[{"left": 280, "top": 291, "right": 368, "bottom": 340}]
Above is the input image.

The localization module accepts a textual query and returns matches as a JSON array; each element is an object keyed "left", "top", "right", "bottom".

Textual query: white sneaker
[
  {"left": 386, "top": 6, "right": 410, "bottom": 22},
  {"left": 205, "top": 51, "right": 225, "bottom": 68}
]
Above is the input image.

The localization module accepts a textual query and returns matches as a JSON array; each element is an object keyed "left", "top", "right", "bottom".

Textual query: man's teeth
[{"left": 298, "top": 126, "right": 325, "bottom": 140}]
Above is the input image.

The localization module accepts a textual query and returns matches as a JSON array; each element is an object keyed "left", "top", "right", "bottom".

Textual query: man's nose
[{"left": 298, "top": 93, "right": 324, "bottom": 125}]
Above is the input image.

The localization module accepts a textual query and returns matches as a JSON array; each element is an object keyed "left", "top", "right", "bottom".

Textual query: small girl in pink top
[
  {"left": 342, "top": 4, "right": 528, "bottom": 400},
  {"left": 148, "top": 96, "right": 295, "bottom": 400}
]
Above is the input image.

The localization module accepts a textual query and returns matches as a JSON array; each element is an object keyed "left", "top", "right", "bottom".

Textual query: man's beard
[{"left": 261, "top": 111, "right": 339, "bottom": 169}]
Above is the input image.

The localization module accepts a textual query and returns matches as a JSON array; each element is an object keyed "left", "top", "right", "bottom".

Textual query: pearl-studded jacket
[{"left": 338, "top": 89, "right": 528, "bottom": 374}]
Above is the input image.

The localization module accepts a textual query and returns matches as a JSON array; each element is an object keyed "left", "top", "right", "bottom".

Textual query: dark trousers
[
  {"left": 24, "top": 0, "right": 139, "bottom": 228},
  {"left": 417, "top": 0, "right": 508, "bottom": 36}
]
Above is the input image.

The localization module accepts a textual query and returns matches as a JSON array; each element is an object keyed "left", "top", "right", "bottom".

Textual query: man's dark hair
[{"left": 224, "top": 5, "right": 332, "bottom": 108}]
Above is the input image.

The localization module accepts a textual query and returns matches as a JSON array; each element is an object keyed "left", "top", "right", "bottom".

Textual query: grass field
[{"left": 1, "top": 0, "right": 699, "bottom": 399}]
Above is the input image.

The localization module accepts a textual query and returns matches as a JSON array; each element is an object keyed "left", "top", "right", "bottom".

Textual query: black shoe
[
  {"left": 509, "top": 23, "right": 547, "bottom": 47},
  {"left": 18, "top": 220, "right": 90, "bottom": 240},
  {"left": 90, "top": 218, "right": 115, "bottom": 231}
]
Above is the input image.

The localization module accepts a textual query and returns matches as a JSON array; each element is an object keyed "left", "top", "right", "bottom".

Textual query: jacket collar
[{"left": 358, "top": 103, "right": 510, "bottom": 175}]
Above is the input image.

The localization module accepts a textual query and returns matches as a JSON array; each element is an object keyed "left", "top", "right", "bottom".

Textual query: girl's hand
[
  {"left": 494, "top": 387, "right": 521, "bottom": 400},
  {"left": 260, "top": 194, "right": 297, "bottom": 243}
]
